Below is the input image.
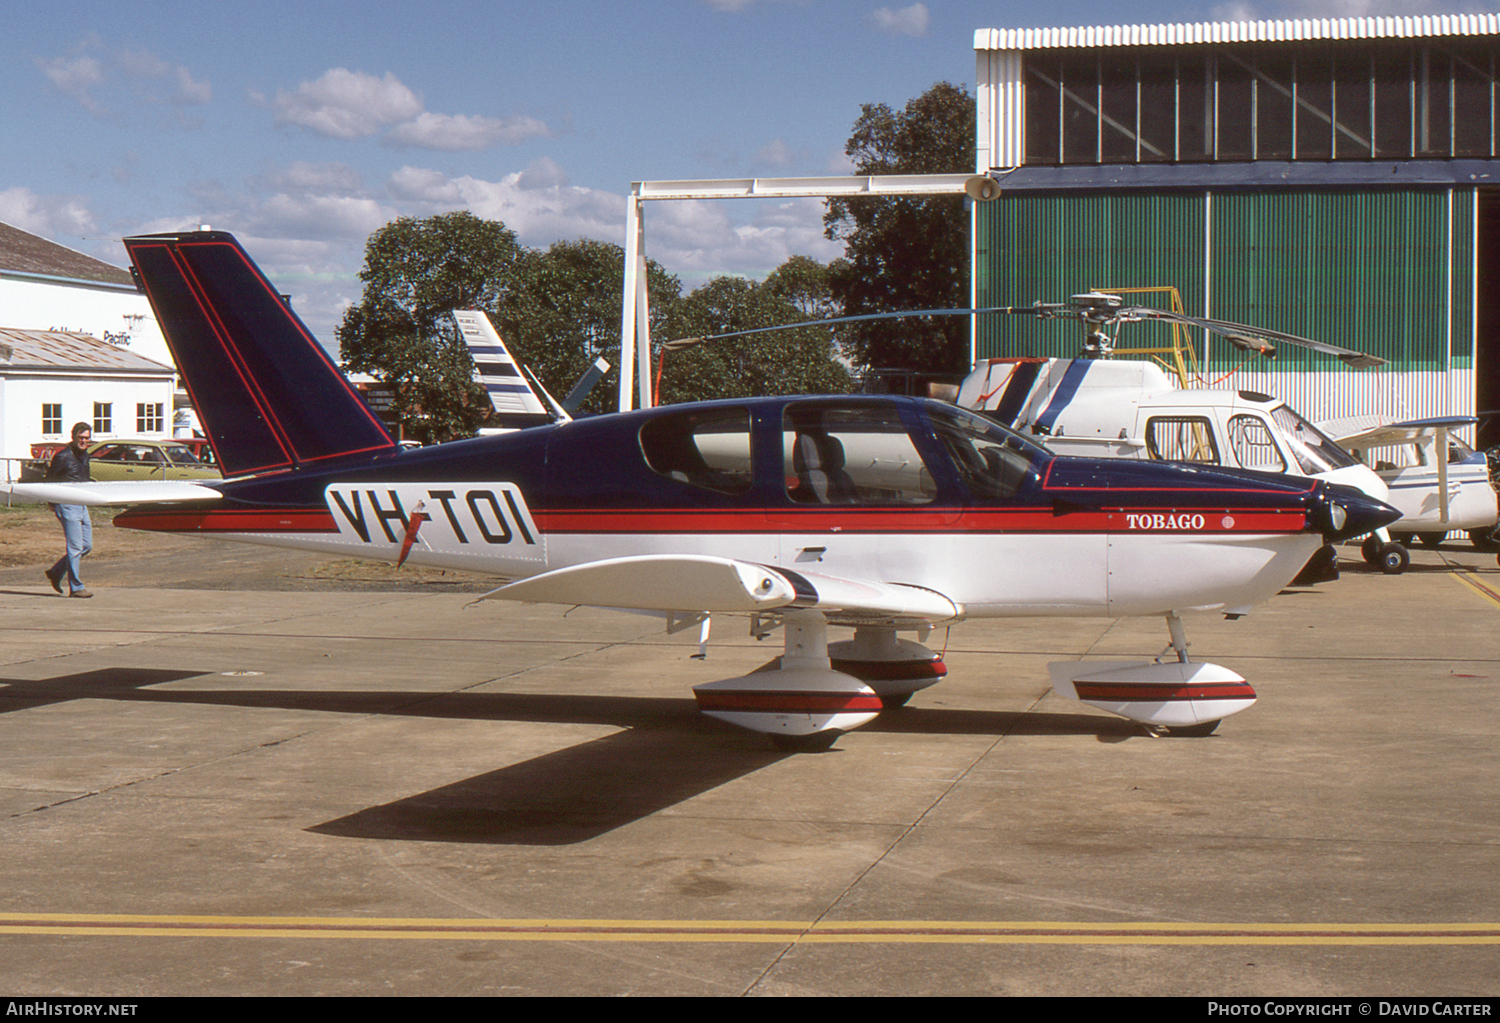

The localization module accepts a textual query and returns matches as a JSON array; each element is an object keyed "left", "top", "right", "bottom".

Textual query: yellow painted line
[
  {"left": 0, "top": 913, "right": 1496, "bottom": 945},
  {"left": 1450, "top": 569, "right": 1500, "bottom": 610}
]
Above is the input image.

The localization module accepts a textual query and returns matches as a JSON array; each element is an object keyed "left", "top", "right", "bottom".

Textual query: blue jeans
[{"left": 50, "top": 504, "right": 92, "bottom": 592}]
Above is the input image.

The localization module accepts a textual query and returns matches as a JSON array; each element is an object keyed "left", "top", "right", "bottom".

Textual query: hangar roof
[
  {"left": 0, "top": 221, "right": 133, "bottom": 289},
  {"left": 0, "top": 328, "right": 172, "bottom": 375},
  {"left": 976, "top": 13, "right": 1500, "bottom": 51}
]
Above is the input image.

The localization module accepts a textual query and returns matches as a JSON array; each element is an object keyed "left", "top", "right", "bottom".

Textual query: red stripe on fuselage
[
  {"left": 532, "top": 507, "right": 1305, "bottom": 534},
  {"left": 115, "top": 504, "right": 1305, "bottom": 536},
  {"left": 114, "top": 508, "right": 339, "bottom": 533}
]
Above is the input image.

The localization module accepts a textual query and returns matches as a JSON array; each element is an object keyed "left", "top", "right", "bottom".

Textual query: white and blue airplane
[{"left": 4, "top": 231, "right": 1399, "bottom": 747}]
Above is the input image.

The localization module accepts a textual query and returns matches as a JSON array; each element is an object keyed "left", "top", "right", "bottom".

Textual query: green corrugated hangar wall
[{"left": 974, "top": 189, "right": 1475, "bottom": 373}]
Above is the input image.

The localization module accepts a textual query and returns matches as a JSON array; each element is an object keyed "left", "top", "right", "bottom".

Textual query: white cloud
[
  {"left": 271, "top": 68, "right": 424, "bottom": 140},
  {"left": 753, "top": 139, "right": 798, "bottom": 169},
  {"left": 253, "top": 161, "right": 366, "bottom": 196},
  {"left": 269, "top": 67, "right": 554, "bottom": 151},
  {"left": 1210, "top": 1, "right": 1261, "bottom": 19},
  {"left": 37, "top": 42, "right": 211, "bottom": 117},
  {"left": 121, "top": 155, "right": 845, "bottom": 341},
  {"left": 1213, "top": 0, "right": 1487, "bottom": 17},
  {"left": 35, "top": 54, "right": 107, "bottom": 114},
  {"left": 871, "top": 3, "right": 929, "bottom": 39},
  {"left": 384, "top": 111, "right": 552, "bottom": 151},
  {"left": 516, "top": 157, "right": 570, "bottom": 190},
  {"left": 0, "top": 187, "right": 97, "bottom": 238}
]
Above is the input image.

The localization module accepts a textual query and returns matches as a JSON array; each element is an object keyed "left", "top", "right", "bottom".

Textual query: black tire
[
  {"left": 1361, "top": 535, "right": 1382, "bottom": 565},
  {"left": 1417, "top": 532, "right": 1445, "bottom": 548},
  {"left": 880, "top": 693, "right": 913, "bottom": 709},
  {"left": 1168, "top": 719, "right": 1221, "bottom": 738},
  {"left": 1379, "top": 542, "right": 1410, "bottom": 575}
]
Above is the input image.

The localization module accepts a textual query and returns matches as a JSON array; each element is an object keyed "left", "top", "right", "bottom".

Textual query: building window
[
  {"left": 41, "top": 404, "right": 62, "bottom": 436},
  {"left": 136, "top": 403, "right": 164, "bottom": 433},
  {"left": 93, "top": 402, "right": 112, "bottom": 435},
  {"left": 1022, "top": 38, "right": 1499, "bottom": 166}
]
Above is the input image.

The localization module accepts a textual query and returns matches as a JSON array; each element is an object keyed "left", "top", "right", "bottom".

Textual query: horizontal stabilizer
[{"left": 3, "top": 480, "right": 223, "bottom": 507}]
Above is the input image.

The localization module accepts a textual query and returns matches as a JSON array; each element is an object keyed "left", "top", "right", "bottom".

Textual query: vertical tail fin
[
  {"left": 124, "top": 230, "right": 396, "bottom": 477},
  {"left": 453, "top": 309, "right": 567, "bottom": 427}
]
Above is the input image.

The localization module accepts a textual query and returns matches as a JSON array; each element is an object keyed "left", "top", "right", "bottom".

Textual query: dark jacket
[{"left": 46, "top": 445, "right": 90, "bottom": 483}]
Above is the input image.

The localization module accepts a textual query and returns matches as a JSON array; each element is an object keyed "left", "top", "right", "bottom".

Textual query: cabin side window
[
  {"left": 1227, "top": 414, "right": 1287, "bottom": 472},
  {"left": 927, "top": 405, "right": 1042, "bottom": 500},
  {"left": 1145, "top": 416, "right": 1221, "bottom": 464},
  {"left": 783, "top": 404, "right": 936, "bottom": 505},
  {"left": 639, "top": 407, "right": 753, "bottom": 495}
]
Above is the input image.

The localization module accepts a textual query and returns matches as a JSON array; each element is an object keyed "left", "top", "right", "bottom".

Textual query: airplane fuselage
[{"left": 116, "top": 395, "right": 1359, "bottom": 622}]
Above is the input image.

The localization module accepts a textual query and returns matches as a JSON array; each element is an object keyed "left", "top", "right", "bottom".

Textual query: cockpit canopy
[{"left": 637, "top": 397, "right": 1049, "bottom": 506}]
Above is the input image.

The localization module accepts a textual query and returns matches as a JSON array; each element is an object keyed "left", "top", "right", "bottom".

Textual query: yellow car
[{"left": 87, "top": 440, "right": 222, "bottom": 481}]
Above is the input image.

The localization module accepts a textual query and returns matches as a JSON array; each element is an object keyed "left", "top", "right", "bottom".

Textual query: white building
[
  {"left": 0, "top": 221, "right": 172, "bottom": 370},
  {"left": 0, "top": 328, "right": 176, "bottom": 467},
  {"left": 0, "top": 222, "right": 181, "bottom": 470}
]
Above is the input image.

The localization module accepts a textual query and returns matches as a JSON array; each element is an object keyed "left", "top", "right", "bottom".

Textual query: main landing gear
[
  {"left": 1048, "top": 612, "right": 1256, "bottom": 735},
  {"left": 692, "top": 614, "right": 945, "bottom": 750}
]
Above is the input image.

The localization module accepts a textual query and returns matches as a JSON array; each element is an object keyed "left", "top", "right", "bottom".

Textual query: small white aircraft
[
  {"left": 5, "top": 232, "right": 1399, "bottom": 747},
  {"left": 1316, "top": 414, "right": 1499, "bottom": 556},
  {"left": 958, "top": 355, "right": 1408, "bottom": 575},
  {"left": 455, "top": 309, "right": 611, "bottom": 431}
]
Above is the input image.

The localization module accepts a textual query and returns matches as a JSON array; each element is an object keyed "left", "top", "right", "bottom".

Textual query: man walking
[{"left": 44, "top": 423, "right": 94, "bottom": 598}]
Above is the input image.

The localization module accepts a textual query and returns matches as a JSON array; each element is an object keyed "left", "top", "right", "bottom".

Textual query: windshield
[
  {"left": 926, "top": 404, "right": 1047, "bottom": 499},
  {"left": 1270, "top": 404, "right": 1359, "bottom": 473}
]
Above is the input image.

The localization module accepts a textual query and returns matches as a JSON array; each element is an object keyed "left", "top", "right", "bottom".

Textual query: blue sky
[{"left": 4, "top": 0, "right": 1495, "bottom": 343}]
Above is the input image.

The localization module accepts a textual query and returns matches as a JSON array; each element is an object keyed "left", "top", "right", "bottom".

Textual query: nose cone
[{"left": 1316, "top": 482, "right": 1402, "bottom": 542}]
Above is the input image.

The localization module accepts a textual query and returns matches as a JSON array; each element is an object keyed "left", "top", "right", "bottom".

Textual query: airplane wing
[
  {"left": 2, "top": 480, "right": 223, "bottom": 506},
  {"left": 1318, "top": 415, "right": 1478, "bottom": 449},
  {"left": 479, "top": 554, "right": 962, "bottom": 625}
]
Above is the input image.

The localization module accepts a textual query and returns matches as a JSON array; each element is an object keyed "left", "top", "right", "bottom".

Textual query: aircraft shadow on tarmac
[{"left": 0, "top": 666, "right": 1134, "bottom": 846}]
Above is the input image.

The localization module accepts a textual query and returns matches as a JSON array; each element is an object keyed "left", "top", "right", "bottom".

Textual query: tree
[
  {"left": 824, "top": 81, "right": 975, "bottom": 375},
  {"left": 337, "top": 212, "right": 524, "bottom": 443},
  {"left": 498, "top": 238, "right": 681, "bottom": 416},
  {"left": 654, "top": 265, "right": 852, "bottom": 406}
]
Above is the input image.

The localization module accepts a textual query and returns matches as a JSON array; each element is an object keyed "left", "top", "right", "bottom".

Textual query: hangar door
[{"left": 975, "top": 189, "right": 1471, "bottom": 376}]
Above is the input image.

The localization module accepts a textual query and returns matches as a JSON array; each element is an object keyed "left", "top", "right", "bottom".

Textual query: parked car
[{"left": 86, "top": 440, "right": 221, "bottom": 481}]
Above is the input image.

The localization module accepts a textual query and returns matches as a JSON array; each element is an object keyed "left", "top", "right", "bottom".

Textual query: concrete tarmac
[{"left": 0, "top": 538, "right": 1497, "bottom": 997}]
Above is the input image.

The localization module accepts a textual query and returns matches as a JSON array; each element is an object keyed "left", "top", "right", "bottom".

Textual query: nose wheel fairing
[{"left": 1048, "top": 612, "right": 1256, "bottom": 730}]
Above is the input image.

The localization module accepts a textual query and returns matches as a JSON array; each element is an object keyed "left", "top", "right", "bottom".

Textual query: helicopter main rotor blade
[
  {"left": 659, "top": 306, "right": 1033, "bottom": 351},
  {"left": 1113, "top": 306, "right": 1386, "bottom": 369}
]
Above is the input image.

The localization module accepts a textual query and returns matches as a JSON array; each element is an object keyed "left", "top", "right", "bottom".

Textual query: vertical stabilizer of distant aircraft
[
  {"left": 124, "top": 230, "right": 397, "bottom": 477},
  {"left": 453, "top": 310, "right": 564, "bottom": 428}
]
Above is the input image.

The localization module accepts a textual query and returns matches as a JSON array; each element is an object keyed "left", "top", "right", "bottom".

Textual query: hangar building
[{"left": 971, "top": 14, "right": 1500, "bottom": 445}]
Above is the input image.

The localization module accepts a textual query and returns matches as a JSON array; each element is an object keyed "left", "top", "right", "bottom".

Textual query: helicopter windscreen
[{"left": 1270, "top": 404, "right": 1360, "bottom": 474}]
